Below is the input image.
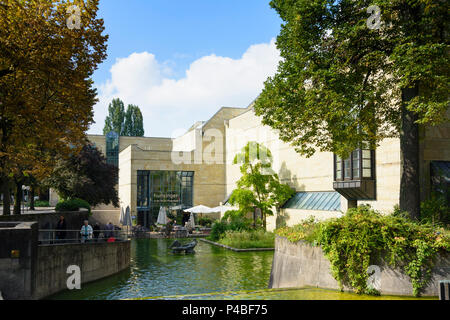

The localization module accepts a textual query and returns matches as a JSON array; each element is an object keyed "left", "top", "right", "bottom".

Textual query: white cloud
[{"left": 89, "top": 39, "right": 281, "bottom": 137}]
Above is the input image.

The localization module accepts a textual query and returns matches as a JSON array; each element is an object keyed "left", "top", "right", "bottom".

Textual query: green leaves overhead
[{"left": 255, "top": 0, "right": 449, "bottom": 158}]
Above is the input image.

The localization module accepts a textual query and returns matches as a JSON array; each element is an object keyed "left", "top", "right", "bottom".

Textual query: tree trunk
[
  {"left": 399, "top": 85, "right": 420, "bottom": 220},
  {"left": 1, "top": 176, "right": 11, "bottom": 215},
  {"left": 30, "top": 185, "right": 35, "bottom": 211},
  {"left": 13, "top": 181, "right": 22, "bottom": 215}
]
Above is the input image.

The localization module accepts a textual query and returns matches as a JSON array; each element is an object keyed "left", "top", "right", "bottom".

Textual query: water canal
[{"left": 48, "top": 239, "right": 435, "bottom": 300}]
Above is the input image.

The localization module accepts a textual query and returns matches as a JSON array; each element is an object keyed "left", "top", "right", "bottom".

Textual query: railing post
[{"left": 439, "top": 281, "right": 450, "bottom": 301}]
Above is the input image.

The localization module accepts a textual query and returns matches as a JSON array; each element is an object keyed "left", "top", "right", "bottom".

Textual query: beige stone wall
[{"left": 119, "top": 145, "right": 226, "bottom": 217}]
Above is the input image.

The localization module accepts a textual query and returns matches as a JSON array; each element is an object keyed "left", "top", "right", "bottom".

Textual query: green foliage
[
  {"left": 275, "top": 205, "right": 449, "bottom": 296},
  {"left": 55, "top": 198, "right": 91, "bottom": 214},
  {"left": 198, "top": 216, "right": 215, "bottom": 227},
  {"left": 104, "top": 98, "right": 125, "bottom": 136},
  {"left": 230, "top": 142, "right": 295, "bottom": 229},
  {"left": 218, "top": 230, "right": 275, "bottom": 249},
  {"left": 34, "top": 200, "right": 50, "bottom": 207},
  {"left": 420, "top": 193, "right": 450, "bottom": 227},
  {"left": 209, "top": 211, "right": 254, "bottom": 241},
  {"left": 104, "top": 99, "right": 145, "bottom": 137},
  {"left": 255, "top": 0, "right": 449, "bottom": 158},
  {"left": 46, "top": 144, "right": 119, "bottom": 208},
  {"left": 123, "top": 104, "right": 145, "bottom": 137},
  {"left": 210, "top": 220, "right": 229, "bottom": 241}
]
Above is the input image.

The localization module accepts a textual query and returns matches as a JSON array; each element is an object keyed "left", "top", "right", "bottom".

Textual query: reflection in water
[
  {"left": 48, "top": 239, "right": 435, "bottom": 300},
  {"left": 49, "top": 238, "right": 274, "bottom": 300}
]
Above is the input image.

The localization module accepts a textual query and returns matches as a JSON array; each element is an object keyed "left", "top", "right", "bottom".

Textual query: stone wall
[
  {"left": 34, "top": 241, "right": 130, "bottom": 300},
  {"left": 269, "top": 236, "right": 450, "bottom": 297},
  {"left": 0, "top": 221, "right": 130, "bottom": 300},
  {"left": 0, "top": 222, "right": 38, "bottom": 300},
  {"left": 0, "top": 210, "right": 90, "bottom": 230}
]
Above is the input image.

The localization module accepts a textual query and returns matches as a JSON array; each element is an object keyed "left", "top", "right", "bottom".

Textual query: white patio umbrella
[
  {"left": 119, "top": 207, "right": 125, "bottom": 225},
  {"left": 208, "top": 206, "right": 222, "bottom": 213},
  {"left": 156, "top": 206, "right": 168, "bottom": 225},
  {"left": 186, "top": 212, "right": 196, "bottom": 229},
  {"left": 123, "top": 206, "right": 133, "bottom": 236},
  {"left": 184, "top": 205, "right": 212, "bottom": 214}
]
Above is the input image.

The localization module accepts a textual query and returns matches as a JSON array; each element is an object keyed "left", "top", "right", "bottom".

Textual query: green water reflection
[{"left": 49, "top": 239, "right": 435, "bottom": 300}]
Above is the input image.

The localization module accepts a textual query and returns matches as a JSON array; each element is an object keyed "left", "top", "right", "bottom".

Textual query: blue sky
[{"left": 89, "top": 0, "right": 283, "bottom": 137}]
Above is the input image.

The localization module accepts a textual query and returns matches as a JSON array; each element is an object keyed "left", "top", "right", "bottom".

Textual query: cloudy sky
[{"left": 89, "top": 0, "right": 282, "bottom": 138}]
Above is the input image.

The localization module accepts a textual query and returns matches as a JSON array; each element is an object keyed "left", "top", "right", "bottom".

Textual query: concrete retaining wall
[
  {"left": 0, "top": 222, "right": 38, "bottom": 300},
  {"left": 269, "top": 236, "right": 450, "bottom": 297},
  {"left": 0, "top": 221, "right": 130, "bottom": 300},
  {"left": 34, "top": 241, "right": 130, "bottom": 299},
  {"left": 0, "top": 210, "right": 90, "bottom": 230}
]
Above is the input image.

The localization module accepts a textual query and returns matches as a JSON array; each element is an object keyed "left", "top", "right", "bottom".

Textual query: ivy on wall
[{"left": 276, "top": 206, "right": 450, "bottom": 296}]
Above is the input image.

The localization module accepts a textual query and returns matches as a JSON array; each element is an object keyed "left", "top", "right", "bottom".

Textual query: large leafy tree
[
  {"left": 103, "top": 98, "right": 125, "bottom": 136},
  {"left": 0, "top": 0, "right": 108, "bottom": 215},
  {"left": 46, "top": 143, "right": 119, "bottom": 207},
  {"left": 229, "top": 142, "right": 295, "bottom": 230},
  {"left": 255, "top": 0, "right": 449, "bottom": 219},
  {"left": 104, "top": 99, "right": 145, "bottom": 137},
  {"left": 123, "top": 104, "right": 145, "bottom": 137}
]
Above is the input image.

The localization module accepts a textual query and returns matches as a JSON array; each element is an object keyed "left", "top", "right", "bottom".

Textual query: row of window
[{"left": 334, "top": 149, "right": 375, "bottom": 181}]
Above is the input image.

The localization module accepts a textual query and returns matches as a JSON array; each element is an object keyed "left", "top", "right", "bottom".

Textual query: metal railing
[{"left": 38, "top": 229, "right": 130, "bottom": 245}]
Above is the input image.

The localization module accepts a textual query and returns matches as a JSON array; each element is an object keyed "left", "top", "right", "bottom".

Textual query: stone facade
[{"left": 73, "top": 104, "right": 449, "bottom": 230}]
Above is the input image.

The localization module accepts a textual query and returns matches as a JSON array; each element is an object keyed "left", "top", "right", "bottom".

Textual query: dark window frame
[{"left": 334, "top": 149, "right": 375, "bottom": 182}]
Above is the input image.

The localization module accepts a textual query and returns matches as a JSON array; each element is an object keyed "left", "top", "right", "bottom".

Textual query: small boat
[{"left": 169, "top": 239, "right": 198, "bottom": 254}]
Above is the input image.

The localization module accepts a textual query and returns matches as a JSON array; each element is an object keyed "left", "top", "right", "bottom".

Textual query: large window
[
  {"left": 137, "top": 170, "right": 194, "bottom": 227},
  {"left": 333, "top": 148, "right": 376, "bottom": 201},
  {"left": 334, "top": 148, "right": 375, "bottom": 181},
  {"left": 106, "top": 131, "right": 119, "bottom": 167}
]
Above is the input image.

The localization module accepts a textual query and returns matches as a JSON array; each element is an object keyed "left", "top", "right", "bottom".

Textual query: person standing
[
  {"left": 105, "top": 222, "right": 114, "bottom": 238},
  {"left": 93, "top": 223, "right": 101, "bottom": 242},
  {"left": 55, "top": 215, "right": 67, "bottom": 243},
  {"left": 80, "top": 220, "right": 93, "bottom": 243}
]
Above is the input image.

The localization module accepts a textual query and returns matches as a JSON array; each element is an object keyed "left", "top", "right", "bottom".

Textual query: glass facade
[
  {"left": 137, "top": 170, "right": 194, "bottom": 227},
  {"left": 106, "top": 131, "right": 119, "bottom": 167}
]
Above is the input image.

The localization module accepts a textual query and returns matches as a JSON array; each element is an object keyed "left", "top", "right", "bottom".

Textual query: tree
[
  {"left": 254, "top": 0, "right": 449, "bottom": 220},
  {"left": 229, "top": 142, "right": 295, "bottom": 230},
  {"left": 103, "top": 98, "right": 125, "bottom": 136},
  {"left": 104, "top": 100, "right": 145, "bottom": 137},
  {"left": 46, "top": 143, "right": 119, "bottom": 208},
  {"left": 0, "top": 0, "right": 108, "bottom": 215},
  {"left": 123, "top": 104, "right": 145, "bottom": 137}
]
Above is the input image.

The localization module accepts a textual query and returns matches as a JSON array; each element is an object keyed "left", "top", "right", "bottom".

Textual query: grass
[{"left": 217, "top": 230, "right": 275, "bottom": 249}]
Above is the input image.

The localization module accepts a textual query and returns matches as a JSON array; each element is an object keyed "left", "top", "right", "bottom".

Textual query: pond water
[{"left": 48, "top": 239, "right": 435, "bottom": 300}]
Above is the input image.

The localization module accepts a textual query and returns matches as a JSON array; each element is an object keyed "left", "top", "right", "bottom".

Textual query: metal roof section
[{"left": 282, "top": 191, "right": 341, "bottom": 211}]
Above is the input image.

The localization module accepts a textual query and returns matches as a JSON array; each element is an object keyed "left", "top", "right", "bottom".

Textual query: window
[
  {"left": 106, "top": 131, "right": 119, "bottom": 167},
  {"left": 334, "top": 148, "right": 374, "bottom": 181}
]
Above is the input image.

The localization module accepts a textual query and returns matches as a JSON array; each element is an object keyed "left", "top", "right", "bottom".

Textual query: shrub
[
  {"left": 198, "top": 216, "right": 214, "bottom": 227},
  {"left": 275, "top": 205, "right": 450, "bottom": 297},
  {"left": 55, "top": 198, "right": 91, "bottom": 214},
  {"left": 219, "top": 230, "right": 275, "bottom": 249},
  {"left": 34, "top": 200, "right": 50, "bottom": 207},
  {"left": 210, "top": 221, "right": 229, "bottom": 241},
  {"left": 420, "top": 193, "right": 450, "bottom": 227}
]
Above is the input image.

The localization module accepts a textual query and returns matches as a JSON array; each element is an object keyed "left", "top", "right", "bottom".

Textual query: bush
[
  {"left": 198, "top": 216, "right": 215, "bottom": 227},
  {"left": 34, "top": 200, "right": 50, "bottom": 207},
  {"left": 420, "top": 193, "right": 450, "bottom": 227},
  {"left": 210, "top": 221, "right": 228, "bottom": 241},
  {"left": 219, "top": 230, "right": 275, "bottom": 249},
  {"left": 275, "top": 205, "right": 450, "bottom": 297},
  {"left": 55, "top": 198, "right": 91, "bottom": 214}
]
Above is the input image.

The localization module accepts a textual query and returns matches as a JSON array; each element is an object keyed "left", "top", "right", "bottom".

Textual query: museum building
[{"left": 51, "top": 103, "right": 449, "bottom": 231}]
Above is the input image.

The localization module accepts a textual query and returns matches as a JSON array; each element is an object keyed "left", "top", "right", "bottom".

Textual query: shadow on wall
[{"left": 276, "top": 162, "right": 305, "bottom": 229}]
